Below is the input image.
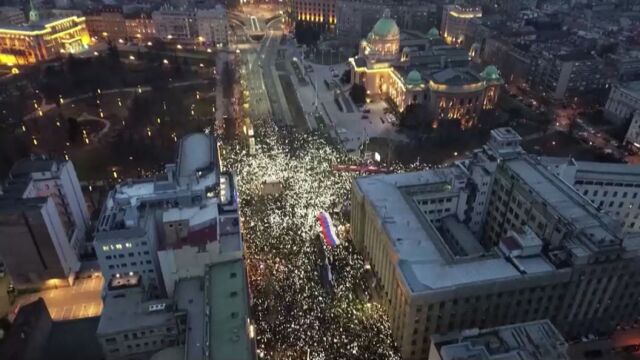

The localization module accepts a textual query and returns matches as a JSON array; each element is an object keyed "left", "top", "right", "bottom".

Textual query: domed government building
[{"left": 348, "top": 9, "right": 502, "bottom": 127}]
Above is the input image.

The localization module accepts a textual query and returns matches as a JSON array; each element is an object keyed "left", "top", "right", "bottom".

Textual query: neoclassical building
[{"left": 349, "top": 10, "right": 502, "bottom": 126}]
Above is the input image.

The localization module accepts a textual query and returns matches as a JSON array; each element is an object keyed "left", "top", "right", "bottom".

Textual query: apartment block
[
  {"left": 84, "top": 5, "right": 128, "bottom": 40},
  {"left": 604, "top": 80, "right": 640, "bottom": 125},
  {"left": 0, "top": 158, "right": 88, "bottom": 288},
  {"left": 196, "top": 7, "right": 228, "bottom": 47},
  {"left": 351, "top": 128, "right": 640, "bottom": 360},
  {"left": 152, "top": 9, "right": 197, "bottom": 40}
]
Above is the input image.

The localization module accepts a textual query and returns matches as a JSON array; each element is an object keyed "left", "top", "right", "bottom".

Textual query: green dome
[
  {"left": 480, "top": 65, "right": 501, "bottom": 80},
  {"left": 369, "top": 9, "right": 400, "bottom": 39},
  {"left": 427, "top": 27, "right": 440, "bottom": 38},
  {"left": 405, "top": 70, "right": 423, "bottom": 86}
]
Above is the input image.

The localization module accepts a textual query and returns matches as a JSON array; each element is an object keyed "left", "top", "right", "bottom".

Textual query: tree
[
  {"left": 107, "top": 43, "right": 121, "bottom": 67},
  {"left": 67, "top": 117, "right": 81, "bottom": 144},
  {"left": 349, "top": 83, "right": 366, "bottom": 105},
  {"left": 340, "top": 69, "right": 351, "bottom": 84}
]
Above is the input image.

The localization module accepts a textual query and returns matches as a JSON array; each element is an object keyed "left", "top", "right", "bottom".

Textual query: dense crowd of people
[{"left": 221, "top": 110, "right": 401, "bottom": 359}]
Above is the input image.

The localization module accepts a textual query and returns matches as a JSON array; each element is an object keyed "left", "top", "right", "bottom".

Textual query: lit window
[
  {"left": 115, "top": 244, "right": 123, "bottom": 250},
  {"left": 102, "top": 245, "right": 109, "bottom": 251}
]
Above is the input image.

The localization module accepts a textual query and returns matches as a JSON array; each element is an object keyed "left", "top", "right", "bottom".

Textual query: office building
[
  {"left": 95, "top": 133, "right": 242, "bottom": 297},
  {"left": 196, "top": 7, "right": 228, "bottom": 47},
  {"left": 0, "top": 6, "right": 26, "bottom": 25},
  {"left": 0, "top": 158, "right": 88, "bottom": 288},
  {"left": 440, "top": 4, "right": 482, "bottom": 46},
  {"left": 335, "top": 0, "right": 438, "bottom": 45},
  {"left": 528, "top": 51, "right": 608, "bottom": 102},
  {"left": 541, "top": 156, "right": 640, "bottom": 233},
  {"left": 349, "top": 10, "right": 502, "bottom": 126},
  {"left": 289, "top": 0, "right": 336, "bottom": 29},
  {"left": 428, "top": 320, "right": 569, "bottom": 360},
  {"left": 0, "top": 9, "right": 91, "bottom": 65},
  {"left": 97, "top": 260, "right": 255, "bottom": 360},
  {"left": 604, "top": 81, "right": 640, "bottom": 125},
  {"left": 125, "top": 11, "right": 155, "bottom": 40},
  {"left": 84, "top": 5, "right": 127, "bottom": 41},
  {"left": 351, "top": 127, "right": 640, "bottom": 360},
  {"left": 152, "top": 9, "right": 196, "bottom": 41}
]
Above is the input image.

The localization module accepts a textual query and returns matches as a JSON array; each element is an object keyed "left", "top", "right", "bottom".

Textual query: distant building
[
  {"left": 0, "top": 6, "right": 26, "bottom": 25},
  {"left": 0, "top": 158, "right": 88, "bottom": 288},
  {"left": 152, "top": 9, "right": 196, "bottom": 41},
  {"left": 0, "top": 9, "right": 91, "bottom": 66},
  {"left": 528, "top": 51, "right": 608, "bottom": 102},
  {"left": 428, "top": 320, "right": 569, "bottom": 360},
  {"left": 196, "top": 7, "right": 228, "bottom": 47},
  {"left": 84, "top": 5, "right": 127, "bottom": 41},
  {"left": 604, "top": 81, "right": 640, "bottom": 125},
  {"left": 97, "top": 260, "right": 255, "bottom": 360},
  {"left": 440, "top": 4, "right": 482, "bottom": 46},
  {"left": 289, "top": 0, "right": 336, "bottom": 29},
  {"left": 0, "top": 298, "right": 52, "bottom": 360},
  {"left": 349, "top": 10, "right": 502, "bottom": 126},
  {"left": 335, "top": 0, "right": 438, "bottom": 45},
  {"left": 351, "top": 128, "right": 640, "bottom": 360},
  {"left": 124, "top": 11, "right": 155, "bottom": 40}
]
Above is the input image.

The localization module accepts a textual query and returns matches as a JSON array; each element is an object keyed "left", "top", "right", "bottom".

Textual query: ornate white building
[{"left": 349, "top": 9, "right": 502, "bottom": 126}]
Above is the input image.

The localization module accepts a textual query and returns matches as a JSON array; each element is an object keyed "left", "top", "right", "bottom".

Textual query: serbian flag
[{"left": 317, "top": 211, "right": 340, "bottom": 247}]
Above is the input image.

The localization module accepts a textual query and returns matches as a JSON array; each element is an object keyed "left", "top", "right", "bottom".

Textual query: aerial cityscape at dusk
[{"left": 1, "top": 0, "right": 640, "bottom": 359}]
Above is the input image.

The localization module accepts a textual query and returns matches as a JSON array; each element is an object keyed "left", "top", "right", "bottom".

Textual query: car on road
[{"left": 361, "top": 115, "right": 369, "bottom": 119}]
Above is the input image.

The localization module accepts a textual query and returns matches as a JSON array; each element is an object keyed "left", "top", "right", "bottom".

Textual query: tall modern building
[
  {"left": 0, "top": 158, "right": 88, "bottom": 288},
  {"left": 351, "top": 128, "right": 640, "bottom": 360}
]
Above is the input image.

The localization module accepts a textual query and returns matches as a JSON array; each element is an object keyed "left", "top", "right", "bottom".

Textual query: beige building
[
  {"left": 84, "top": 6, "right": 127, "bottom": 41},
  {"left": 289, "top": 0, "right": 336, "bottom": 29},
  {"left": 196, "top": 7, "right": 229, "bottom": 47},
  {"left": 125, "top": 12, "right": 155, "bottom": 40},
  {"left": 351, "top": 128, "right": 640, "bottom": 360}
]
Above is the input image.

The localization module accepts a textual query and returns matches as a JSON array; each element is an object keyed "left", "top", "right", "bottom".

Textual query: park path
[{"left": 24, "top": 79, "right": 211, "bottom": 121}]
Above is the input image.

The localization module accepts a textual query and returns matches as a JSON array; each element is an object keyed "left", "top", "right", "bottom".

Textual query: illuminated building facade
[
  {"left": 289, "top": 0, "right": 336, "bottom": 28},
  {"left": 0, "top": 15, "right": 91, "bottom": 66},
  {"left": 440, "top": 4, "right": 482, "bottom": 46},
  {"left": 124, "top": 12, "right": 155, "bottom": 40},
  {"left": 349, "top": 10, "right": 502, "bottom": 125}
]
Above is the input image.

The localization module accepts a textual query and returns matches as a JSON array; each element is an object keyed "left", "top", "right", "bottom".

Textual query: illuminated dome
[
  {"left": 369, "top": 9, "right": 400, "bottom": 40},
  {"left": 426, "top": 27, "right": 440, "bottom": 38},
  {"left": 480, "top": 65, "right": 501, "bottom": 80},
  {"left": 405, "top": 70, "right": 423, "bottom": 86}
]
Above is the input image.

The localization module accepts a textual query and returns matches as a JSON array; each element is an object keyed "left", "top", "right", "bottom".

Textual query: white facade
[
  {"left": 196, "top": 7, "right": 228, "bottom": 47},
  {"left": 604, "top": 81, "right": 640, "bottom": 125},
  {"left": 625, "top": 112, "right": 640, "bottom": 148},
  {"left": 40, "top": 197, "right": 81, "bottom": 281},
  {"left": 152, "top": 10, "right": 196, "bottom": 40}
]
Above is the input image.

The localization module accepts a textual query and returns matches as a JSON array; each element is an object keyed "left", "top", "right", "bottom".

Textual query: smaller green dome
[
  {"left": 480, "top": 65, "right": 501, "bottom": 80},
  {"left": 406, "top": 70, "right": 423, "bottom": 86},
  {"left": 427, "top": 27, "right": 440, "bottom": 38}
]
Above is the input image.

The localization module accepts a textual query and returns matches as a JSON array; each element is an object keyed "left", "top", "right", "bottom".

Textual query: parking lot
[{"left": 15, "top": 274, "right": 104, "bottom": 321}]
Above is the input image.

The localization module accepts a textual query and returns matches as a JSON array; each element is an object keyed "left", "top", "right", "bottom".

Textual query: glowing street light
[
  {"left": 163, "top": 59, "right": 169, "bottom": 65},
  {"left": 129, "top": 55, "right": 135, "bottom": 60}
]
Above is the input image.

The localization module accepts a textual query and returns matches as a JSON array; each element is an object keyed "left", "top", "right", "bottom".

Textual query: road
[{"left": 11, "top": 274, "right": 104, "bottom": 321}]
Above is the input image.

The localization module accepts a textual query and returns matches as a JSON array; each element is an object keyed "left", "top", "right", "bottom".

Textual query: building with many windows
[
  {"left": 624, "top": 112, "right": 640, "bottom": 151},
  {"left": 152, "top": 9, "right": 196, "bottom": 41},
  {"left": 351, "top": 127, "right": 640, "bottom": 360},
  {"left": 349, "top": 10, "right": 502, "bottom": 126},
  {"left": 604, "top": 80, "right": 640, "bottom": 125},
  {"left": 0, "top": 12, "right": 91, "bottom": 65},
  {"left": 288, "top": 0, "right": 336, "bottom": 29},
  {"left": 0, "top": 6, "right": 26, "bottom": 25},
  {"left": 84, "top": 5, "right": 127, "bottom": 41},
  {"left": 124, "top": 11, "right": 155, "bottom": 41},
  {"left": 196, "top": 7, "right": 229, "bottom": 47},
  {"left": 0, "top": 158, "right": 89, "bottom": 288}
]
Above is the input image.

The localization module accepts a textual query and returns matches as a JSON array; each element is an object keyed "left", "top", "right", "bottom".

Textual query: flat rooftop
[
  {"left": 432, "top": 320, "right": 569, "bottom": 360},
  {"left": 354, "top": 169, "right": 555, "bottom": 294},
  {"left": 175, "top": 278, "right": 205, "bottom": 360},
  {"left": 97, "top": 288, "right": 176, "bottom": 335},
  {"left": 207, "top": 260, "right": 253, "bottom": 360}
]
